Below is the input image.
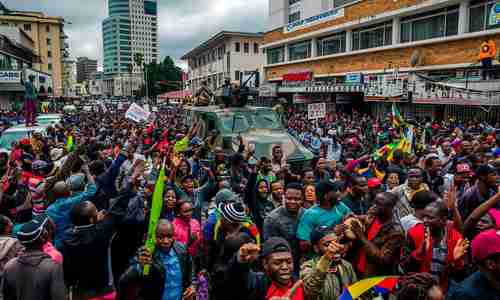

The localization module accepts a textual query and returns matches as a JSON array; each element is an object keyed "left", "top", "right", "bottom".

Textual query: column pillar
[
  {"left": 346, "top": 29, "right": 352, "bottom": 52},
  {"left": 392, "top": 17, "right": 401, "bottom": 45},
  {"left": 284, "top": 43, "right": 289, "bottom": 62},
  {"left": 311, "top": 37, "right": 318, "bottom": 57},
  {"left": 458, "top": 0, "right": 470, "bottom": 34}
]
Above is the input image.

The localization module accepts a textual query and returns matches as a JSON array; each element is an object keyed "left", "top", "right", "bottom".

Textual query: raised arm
[{"left": 463, "top": 189, "right": 500, "bottom": 238}]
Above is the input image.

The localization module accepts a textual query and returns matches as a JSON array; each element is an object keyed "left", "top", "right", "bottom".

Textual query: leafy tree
[{"left": 138, "top": 56, "right": 183, "bottom": 98}]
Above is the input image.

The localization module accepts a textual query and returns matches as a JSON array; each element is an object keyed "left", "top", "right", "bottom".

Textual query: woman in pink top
[{"left": 172, "top": 200, "right": 201, "bottom": 256}]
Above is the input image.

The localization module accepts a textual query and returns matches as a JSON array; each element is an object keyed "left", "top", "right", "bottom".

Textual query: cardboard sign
[
  {"left": 308, "top": 102, "right": 326, "bottom": 120},
  {"left": 125, "top": 103, "right": 151, "bottom": 122}
]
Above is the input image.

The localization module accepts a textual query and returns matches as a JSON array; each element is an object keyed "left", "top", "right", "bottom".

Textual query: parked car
[{"left": 0, "top": 124, "right": 48, "bottom": 153}]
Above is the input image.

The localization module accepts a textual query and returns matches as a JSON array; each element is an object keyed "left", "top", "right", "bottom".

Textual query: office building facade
[
  {"left": 76, "top": 56, "right": 97, "bottom": 83},
  {"left": 262, "top": 0, "right": 500, "bottom": 121},
  {"left": 102, "top": 0, "right": 158, "bottom": 75},
  {"left": 0, "top": 5, "right": 69, "bottom": 96},
  {"left": 182, "top": 31, "right": 265, "bottom": 93}
]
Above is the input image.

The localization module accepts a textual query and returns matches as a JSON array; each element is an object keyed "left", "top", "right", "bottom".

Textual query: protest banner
[
  {"left": 125, "top": 103, "right": 151, "bottom": 123},
  {"left": 307, "top": 102, "right": 326, "bottom": 120}
]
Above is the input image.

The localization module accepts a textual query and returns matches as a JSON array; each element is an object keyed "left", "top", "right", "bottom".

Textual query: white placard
[
  {"left": 125, "top": 103, "right": 151, "bottom": 123},
  {"left": 307, "top": 102, "right": 326, "bottom": 120}
]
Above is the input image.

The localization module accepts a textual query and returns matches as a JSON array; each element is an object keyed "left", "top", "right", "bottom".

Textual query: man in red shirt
[
  {"left": 230, "top": 237, "right": 304, "bottom": 300},
  {"left": 402, "top": 201, "right": 468, "bottom": 291}
]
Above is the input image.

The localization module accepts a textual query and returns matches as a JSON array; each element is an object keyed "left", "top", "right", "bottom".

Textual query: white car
[
  {"left": 36, "top": 113, "right": 63, "bottom": 125},
  {"left": 0, "top": 125, "right": 48, "bottom": 152}
]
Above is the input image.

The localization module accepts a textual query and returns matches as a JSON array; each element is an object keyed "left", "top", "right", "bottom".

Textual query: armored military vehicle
[{"left": 183, "top": 105, "right": 314, "bottom": 168}]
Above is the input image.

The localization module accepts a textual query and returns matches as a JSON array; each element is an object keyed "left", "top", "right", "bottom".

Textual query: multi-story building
[
  {"left": 262, "top": 0, "right": 500, "bottom": 121},
  {"left": 102, "top": 0, "right": 158, "bottom": 76},
  {"left": 0, "top": 3, "right": 69, "bottom": 96},
  {"left": 181, "top": 31, "right": 265, "bottom": 93},
  {"left": 76, "top": 56, "right": 97, "bottom": 83},
  {"left": 0, "top": 29, "right": 53, "bottom": 109},
  {"left": 62, "top": 59, "right": 76, "bottom": 96}
]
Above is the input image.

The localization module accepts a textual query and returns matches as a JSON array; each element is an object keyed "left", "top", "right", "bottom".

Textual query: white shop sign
[{"left": 284, "top": 8, "right": 345, "bottom": 33}]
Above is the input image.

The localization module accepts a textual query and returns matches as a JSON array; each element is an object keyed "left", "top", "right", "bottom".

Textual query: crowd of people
[{"left": 0, "top": 105, "right": 499, "bottom": 300}]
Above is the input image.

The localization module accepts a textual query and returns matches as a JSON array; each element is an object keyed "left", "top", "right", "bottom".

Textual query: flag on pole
[
  {"left": 391, "top": 103, "right": 406, "bottom": 128},
  {"left": 373, "top": 141, "right": 398, "bottom": 161},
  {"left": 339, "top": 276, "right": 398, "bottom": 300},
  {"left": 143, "top": 166, "right": 166, "bottom": 275}
]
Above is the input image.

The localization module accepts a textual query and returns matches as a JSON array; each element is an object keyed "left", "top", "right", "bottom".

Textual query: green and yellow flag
[
  {"left": 66, "top": 135, "right": 74, "bottom": 152},
  {"left": 391, "top": 103, "right": 407, "bottom": 128},
  {"left": 143, "top": 166, "right": 166, "bottom": 275}
]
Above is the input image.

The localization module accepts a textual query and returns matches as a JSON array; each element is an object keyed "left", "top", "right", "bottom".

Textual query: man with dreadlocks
[{"left": 397, "top": 273, "right": 444, "bottom": 300}]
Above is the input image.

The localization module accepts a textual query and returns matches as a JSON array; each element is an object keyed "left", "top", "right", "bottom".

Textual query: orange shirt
[{"left": 479, "top": 39, "right": 497, "bottom": 60}]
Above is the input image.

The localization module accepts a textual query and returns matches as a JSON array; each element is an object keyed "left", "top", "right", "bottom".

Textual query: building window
[
  {"left": 235, "top": 42, "right": 240, "bottom": 52},
  {"left": 352, "top": 21, "right": 392, "bottom": 50},
  {"left": 289, "top": 40, "right": 311, "bottom": 61},
  {"left": 48, "top": 63, "right": 52, "bottom": 71},
  {"left": 401, "top": 6, "right": 459, "bottom": 43},
  {"left": 333, "top": 0, "right": 358, "bottom": 7},
  {"left": 469, "top": 0, "right": 500, "bottom": 32},
  {"left": 235, "top": 70, "right": 240, "bottom": 81},
  {"left": 318, "top": 32, "right": 346, "bottom": 56},
  {"left": 267, "top": 46, "right": 285, "bottom": 64},
  {"left": 47, "top": 38, "right": 51, "bottom": 45},
  {"left": 23, "top": 24, "right": 31, "bottom": 31},
  {"left": 289, "top": 11, "right": 301, "bottom": 23},
  {"left": 48, "top": 50, "right": 52, "bottom": 58},
  {"left": 288, "top": 0, "right": 301, "bottom": 23},
  {"left": 46, "top": 25, "right": 50, "bottom": 33},
  {"left": 244, "top": 42, "right": 249, "bottom": 53},
  {"left": 254, "top": 43, "right": 259, "bottom": 53}
]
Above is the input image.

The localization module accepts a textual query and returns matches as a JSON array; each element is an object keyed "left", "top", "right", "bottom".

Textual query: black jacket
[
  {"left": 61, "top": 183, "right": 133, "bottom": 298},
  {"left": 3, "top": 250, "right": 65, "bottom": 300},
  {"left": 116, "top": 243, "right": 194, "bottom": 300}
]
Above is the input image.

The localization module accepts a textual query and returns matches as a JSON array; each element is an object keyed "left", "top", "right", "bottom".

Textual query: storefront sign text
[
  {"left": 0, "top": 70, "right": 21, "bottom": 83},
  {"left": 285, "top": 8, "right": 345, "bottom": 33}
]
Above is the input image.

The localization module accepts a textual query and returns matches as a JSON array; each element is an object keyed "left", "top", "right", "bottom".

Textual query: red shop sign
[{"left": 283, "top": 71, "right": 313, "bottom": 81}]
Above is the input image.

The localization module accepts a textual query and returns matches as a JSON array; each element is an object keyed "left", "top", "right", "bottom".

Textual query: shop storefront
[{"left": 0, "top": 70, "right": 25, "bottom": 111}]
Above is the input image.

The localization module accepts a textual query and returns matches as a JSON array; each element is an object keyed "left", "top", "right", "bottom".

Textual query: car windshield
[
  {"left": 218, "top": 109, "right": 282, "bottom": 134},
  {"left": 0, "top": 131, "right": 30, "bottom": 150}
]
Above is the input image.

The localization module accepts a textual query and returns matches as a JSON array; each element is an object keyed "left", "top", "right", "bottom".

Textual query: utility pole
[{"left": 144, "top": 63, "right": 149, "bottom": 104}]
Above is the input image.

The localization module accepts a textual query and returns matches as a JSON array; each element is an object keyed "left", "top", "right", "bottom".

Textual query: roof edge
[{"left": 181, "top": 30, "right": 264, "bottom": 60}]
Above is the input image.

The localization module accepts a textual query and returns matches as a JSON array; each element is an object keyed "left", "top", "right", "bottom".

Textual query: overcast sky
[{"left": 3, "top": 0, "right": 268, "bottom": 69}]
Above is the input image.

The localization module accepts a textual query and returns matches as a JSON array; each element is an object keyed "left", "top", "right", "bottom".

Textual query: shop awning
[{"left": 0, "top": 83, "right": 25, "bottom": 92}]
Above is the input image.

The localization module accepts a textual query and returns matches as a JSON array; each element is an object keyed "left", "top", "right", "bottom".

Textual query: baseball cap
[
  {"left": 310, "top": 226, "right": 337, "bottom": 246},
  {"left": 367, "top": 178, "right": 382, "bottom": 189},
  {"left": 17, "top": 214, "right": 49, "bottom": 244},
  {"left": 215, "top": 188, "right": 239, "bottom": 205},
  {"left": 476, "top": 164, "right": 496, "bottom": 176},
  {"left": 327, "top": 129, "right": 336, "bottom": 136},
  {"left": 261, "top": 237, "right": 291, "bottom": 258},
  {"left": 471, "top": 229, "right": 500, "bottom": 261}
]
